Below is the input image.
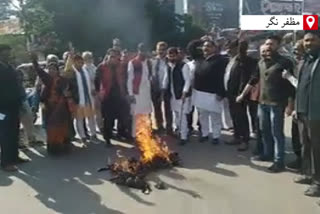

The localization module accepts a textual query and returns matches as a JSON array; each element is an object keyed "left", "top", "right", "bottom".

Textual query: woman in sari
[{"left": 31, "top": 55, "right": 73, "bottom": 155}]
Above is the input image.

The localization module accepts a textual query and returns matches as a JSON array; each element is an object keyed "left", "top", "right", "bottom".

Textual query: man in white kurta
[
  {"left": 163, "top": 47, "right": 192, "bottom": 145},
  {"left": 127, "top": 43, "right": 153, "bottom": 138},
  {"left": 82, "top": 51, "right": 103, "bottom": 133}
]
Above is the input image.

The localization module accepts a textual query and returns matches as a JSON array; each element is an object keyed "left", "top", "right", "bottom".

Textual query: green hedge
[{"left": 0, "top": 34, "right": 29, "bottom": 65}]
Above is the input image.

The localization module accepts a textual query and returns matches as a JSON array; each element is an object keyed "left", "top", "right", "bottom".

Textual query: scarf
[{"left": 73, "top": 65, "right": 94, "bottom": 107}]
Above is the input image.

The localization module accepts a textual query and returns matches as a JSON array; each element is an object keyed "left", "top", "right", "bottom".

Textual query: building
[
  {"left": 174, "top": 0, "right": 188, "bottom": 14},
  {"left": 0, "top": 18, "right": 23, "bottom": 35}
]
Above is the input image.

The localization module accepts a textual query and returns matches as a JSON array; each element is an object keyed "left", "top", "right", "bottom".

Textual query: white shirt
[
  {"left": 162, "top": 62, "right": 191, "bottom": 96},
  {"left": 163, "top": 62, "right": 192, "bottom": 113},
  {"left": 83, "top": 63, "right": 97, "bottom": 85},
  {"left": 151, "top": 57, "right": 167, "bottom": 87},
  {"left": 187, "top": 60, "right": 196, "bottom": 82},
  {"left": 224, "top": 56, "right": 236, "bottom": 91},
  {"left": 127, "top": 59, "right": 152, "bottom": 115}
]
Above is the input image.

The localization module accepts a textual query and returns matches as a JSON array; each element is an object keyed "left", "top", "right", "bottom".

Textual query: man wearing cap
[{"left": 0, "top": 44, "right": 29, "bottom": 171}]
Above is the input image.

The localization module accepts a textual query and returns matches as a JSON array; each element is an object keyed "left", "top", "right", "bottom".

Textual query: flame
[{"left": 136, "top": 114, "right": 171, "bottom": 164}]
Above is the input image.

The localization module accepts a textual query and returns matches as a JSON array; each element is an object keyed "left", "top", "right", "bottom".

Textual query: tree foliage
[
  {"left": 16, "top": 0, "right": 205, "bottom": 56},
  {"left": 0, "top": 0, "right": 13, "bottom": 20}
]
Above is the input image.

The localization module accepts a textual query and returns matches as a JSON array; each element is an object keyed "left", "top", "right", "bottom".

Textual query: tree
[
  {"left": 14, "top": 0, "right": 205, "bottom": 57},
  {"left": 0, "top": 0, "right": 13, "bottom": 20},
  {"left": 16, "top": 0, "right": 58, "bottom": 54}
]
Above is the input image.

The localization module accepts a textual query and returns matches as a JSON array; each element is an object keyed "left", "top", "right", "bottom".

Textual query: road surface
[{"left": 0, "top": 118, "right": 319, "bottom": 214}]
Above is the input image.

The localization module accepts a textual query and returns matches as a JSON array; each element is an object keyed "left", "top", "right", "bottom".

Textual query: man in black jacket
[
  {"left": 193, "top": 40, "right": 228, "bottom": 145},
  {"left": 294, "top": 31, "right": 320, "bottom": 198},
  {"left": 0, "top": 44, "right": 28, "bottom": 172},
  {"left": 225, "top": 40, "right": 258, "bottom": 151}
]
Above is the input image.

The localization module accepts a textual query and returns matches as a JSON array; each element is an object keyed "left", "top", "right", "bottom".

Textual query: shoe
[
  {"left": 250, "top": 132, "right": 257, "bottom": 139},
  {"left": 156, "top": 127, "right": 166, "bottom": 135},
  {"left": 211, "top": 138, "right": 220, "bottom": 145},
  {"left": 166, "top": 128, "right": 174, "bottom": 136},
  {"left": 268, "top": 163, "right": 285, "bottom": 173},
  {"left": 237, "top": 142, "right": 249, "bottom": 152},
  {"left": 294, "top": 176, "right": 312, "bottom": 185},
  {"left": 286, "top": 158, "right": 302, "bottom": 171},
  {"left": 2, "top": 165, "right": 18, "bottom": 172},
  {"left": 251, "top": 155, "right": 273, "bottom": 162},
  {"left": 317, "top": 200, "right": 320, "bottom": 207},
  {"left": 179, "top": 139, "right": 187, "bottom": 146},
  {"left": 304, "top": 184, "right": 320, "bottom": 197},
  {"left": 225, "top": 139, "right": 241, "bottom": 146},
  {"left": 105, "top": 139, "right": 113, "bottom": 147},
  {"left": 17, "top": 156, "right": 30, "bottom": 164},
  {"left": 90, "top": 136, "right": 100, "bottom": 144},
  {"left": 29, "top": 140, "right": 44, "bottom": 146},
  {"left": 19, "top": 144, "right": 28, "bottom": 150},
  {"left": 80, "top": 138, "right": 88, "bottom": 148},
  {"left": 199, "top": 136, "right": 209, "bottom": 143}
]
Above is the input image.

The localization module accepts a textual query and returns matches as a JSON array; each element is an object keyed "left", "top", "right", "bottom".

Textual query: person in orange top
[{"left": 31, "top": 54, "right": 73, "bottom": 155}]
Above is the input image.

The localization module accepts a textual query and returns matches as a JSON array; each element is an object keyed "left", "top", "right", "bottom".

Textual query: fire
[
  {"left": 100, "top": 114, "right": 180, "bottom": 193},
  {"left": 136, "top": 114, "right": 171, "bottom": 164}
]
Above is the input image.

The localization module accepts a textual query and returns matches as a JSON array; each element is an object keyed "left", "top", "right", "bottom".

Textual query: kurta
[
  {"left": 73, "top": 65, "right": 96, "bottom": 119},
  {"left": 192, "top": 54, "right": 227, "bottom": 114},
  {"left": 127, "top": 59, "right": 152, "bottom": 115},
  {"left": 192, "top": 90, "right": 223, "bottom": 113},
  {"left": 163, "top": 62, "right": 192, "bottom": 114}
]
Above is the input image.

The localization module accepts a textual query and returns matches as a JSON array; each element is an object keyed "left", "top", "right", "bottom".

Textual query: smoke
[{"left": 94, "top": 0, "right": 151, "bottom": 50}]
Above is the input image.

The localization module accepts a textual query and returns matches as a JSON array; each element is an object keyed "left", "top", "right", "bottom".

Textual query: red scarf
[
  {"left": 131, "top": 56, "right": 151, "bottom": 95},
  {"left": 98, "top": 62, "right": 124, "bottom": 99}
]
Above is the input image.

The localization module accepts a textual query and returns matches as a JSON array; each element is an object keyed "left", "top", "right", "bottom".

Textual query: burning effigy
[{"left": 99, "top": 115, "right": 180, "bottom": 194}]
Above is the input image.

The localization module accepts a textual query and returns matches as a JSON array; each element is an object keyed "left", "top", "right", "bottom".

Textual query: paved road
[{"left": 0, "top": 119, "right": 319, "bottom": 214}]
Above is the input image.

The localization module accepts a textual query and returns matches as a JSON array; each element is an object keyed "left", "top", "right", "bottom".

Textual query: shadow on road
[
  {"left": 1, "top": 129, "right": 298, "bottom": 212},
  {"left": 0, "top": 173, "right": 14, "bottom": 187},
  {"left": 13, "top": 143, "right": 125, "bottom": 214}
]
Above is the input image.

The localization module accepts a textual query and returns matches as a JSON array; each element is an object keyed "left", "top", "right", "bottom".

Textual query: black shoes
[
  {"left": 154, "top": 127, "right": 166, "bottom": 135},
  {"left": 16, "top": 156, "right": 31, "bottom": 164},
  {"left": 225, "top": 139, "right": 241, "bottom": 146},
  {"left": 179, "top": 139, "right": 187, "bottom": 146},
  {"left": 268, "top": 162, "right": 285, "bottom": 173},
  {"left": 211, "top": 138, "right": 220, "bottom": 145},
  {"left": 286, "top": 158, "right": 302, "bottom": 171},
  {"left": 294, "top": 176, "right": 312, "bottom": 185},
  {"left": 199, "top": 136, "right": 209, "bottom": 143},
  {"left": 304, "top": 184, "right": 320, "bottom": 197},
  {"left": 237, "top": 142, "right": 249, "bottom": 152},
  {"left": 105, "top": 139, "right": 113, "bottom": 147},
  {"left": 251, "top": 155, "right": 273, "bottom": 162}
]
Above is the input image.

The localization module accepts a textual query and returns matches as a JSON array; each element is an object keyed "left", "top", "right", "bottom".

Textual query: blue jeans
[
  {"left": 26, "top": 89, "right": 40, "bottom": 112},
  {"left": 258, "top": 104, "right": 285, "bottom": 164}
]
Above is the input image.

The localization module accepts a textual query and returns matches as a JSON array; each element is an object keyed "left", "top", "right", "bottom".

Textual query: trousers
[
  {"left": 258, "top": 104, "right": 285, "bottom": 164},
  {"left": 229, "top": 99, "right": 250, "bottom": 142},
  {"left": 0, "top": 109, "right": 20, "bottom": 167},
  {"left": 298, "top": 114, "right": 320, "bottom": 184},
  {"left": 20, "top": 101, "right": 36, "bottom": 142},
  {"left": 198, "top": 108, "right": 222, "bottom": 139},
  {"left": 76, "top": 116, "right": 96, "bottom": 139},
  {"left": 173, "top": 110, "right": 188, "bottom": 140},
  {"left": 151, "top": 90, "right": 172, "bottom": 130}
]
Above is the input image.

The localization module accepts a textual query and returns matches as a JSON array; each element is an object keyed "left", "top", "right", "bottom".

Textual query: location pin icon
[{"left": 307, "top": 16, "right": 315, "bottom": 29}]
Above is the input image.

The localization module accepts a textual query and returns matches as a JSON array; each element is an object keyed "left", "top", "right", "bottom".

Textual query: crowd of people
[{"left": 0, "top": 30, "right": 320, "bottom": 203}]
